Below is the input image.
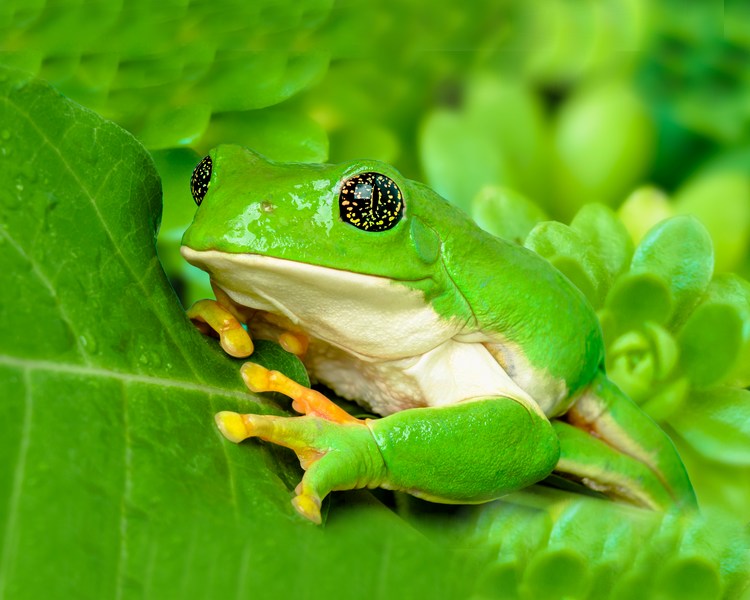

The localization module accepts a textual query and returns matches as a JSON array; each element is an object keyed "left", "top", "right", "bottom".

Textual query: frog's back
[{"left": 412, "top": 184, "right": 603, "bottom": 415}]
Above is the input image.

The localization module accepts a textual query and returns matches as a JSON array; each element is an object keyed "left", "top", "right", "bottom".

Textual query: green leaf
[
  {"left": 463, "top": 75, "right": 550, "bottom": 206},
  {"left": 471, "top": 185, "right": 547, "bottom": 245},
  {"left": 630, "top": 215, "right": 714, "bottom": 327},
  {"left": 419, "top": 108, "right": 502, "bottom": 212},
  {"left": 138, "top": 104, "right": 212, "bottom": 150},
  {"left": 525, "top": 221, "right": 608, "bottom": 308},
  {"left": 418, "top": 75, "right": 548, "bottom": 212},
  {"left": 570, "top": 203, "right": 634, "bottom": 291},
  {"left": 1, "top": 1, "right": 334, "bottom": 150},
  {"left": 672, "top": 429, "right": 750, "bottom": 523},
  {"left": 605, "top": 323, "right": 682, "bottom": 410},
  {"left": 617, "top": 185, "right": 674, "bottom": 245},
  {"left": 604, "top": 272, "right": 673, "bottom": 333},
  {"left": 551, "top": 80, "right": 654, "bottom": 220},
  {"left": 677, "top": 302, "right": 744, "bottom": 388},
  {"left": 673, "top": 167, "right": 750, "bottom": 273},
  {"left": 0, "top": 67, "right": 468, "bottom": 599},
  {"left": 640, "top": 378, "right": 690, "bottom": 423},
  {"left": 200, "top": 105, "right": 329, "bottom": 163},
  {"left": 607, "top": 330, "right": 656, "bottom": 402},
  {"left": 671, "top": 388, "right": 750, "bottom": 466},
  {"left": 329, "top": 122, "right": 400, "bottom": 165},
  {"left": 193, "top": 52, "right": 330, "bottom": 113},
  {"left": 702, "top": 274, "right": 750, "bottom": 387}
]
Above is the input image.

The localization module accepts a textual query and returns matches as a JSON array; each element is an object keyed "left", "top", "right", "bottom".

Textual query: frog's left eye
[
  {"left": 339, "top": 172, "right": 403, "bottom": 232},
  {"left": 190, "top": 155, "right": 212, "bottom": 206}
]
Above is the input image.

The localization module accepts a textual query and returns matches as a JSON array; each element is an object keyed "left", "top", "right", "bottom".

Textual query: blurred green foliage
[
  {"left": 4, "top": 0, "right": 749, "bottom": 274},
  {"left": 456, "top": 489, "right": 747, "bottom": 600},
  {"left": 514, "top": 204, "right": 750, "bottom": 523},
  {"left": 2, "top": 0, "right": 750, "bottom": 598}
]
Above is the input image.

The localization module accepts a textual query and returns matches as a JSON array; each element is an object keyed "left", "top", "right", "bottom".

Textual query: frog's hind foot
[{"left": 214, "top": 410, "right": 383, "bottom": 524}]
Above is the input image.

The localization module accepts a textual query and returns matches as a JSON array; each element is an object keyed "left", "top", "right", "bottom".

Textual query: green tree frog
[{"left": 181, "top": 145, "right": 697, "bottom": 524}]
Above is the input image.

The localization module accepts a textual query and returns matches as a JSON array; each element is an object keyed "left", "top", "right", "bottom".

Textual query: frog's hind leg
[
  {"left": 217, "top": 363, "right": 562, "bottom": 524},
  {"left": 553, "top": 373, "right": 697, "bottom": 510}
]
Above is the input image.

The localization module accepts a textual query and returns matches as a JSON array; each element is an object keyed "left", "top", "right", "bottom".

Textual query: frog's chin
[{"left": 180, "top": 247, "right": 464, "bottom": 361}]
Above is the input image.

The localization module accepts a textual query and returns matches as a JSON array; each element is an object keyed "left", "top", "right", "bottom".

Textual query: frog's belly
[{"left": 304, "top": 335, "right": 545, "bottom": 419}]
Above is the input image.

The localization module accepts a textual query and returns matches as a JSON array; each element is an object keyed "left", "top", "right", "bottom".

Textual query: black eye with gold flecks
[
  {"left": 190, "top": 155, "right": 212, "bottom": 206},
  {"left": 339, "top": 172, "right": 404, "bottom": 232}
]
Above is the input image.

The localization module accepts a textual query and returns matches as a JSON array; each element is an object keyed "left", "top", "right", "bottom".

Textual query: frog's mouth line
[{"left": 180, "top": 247, "right": 464, "bottom": 362}]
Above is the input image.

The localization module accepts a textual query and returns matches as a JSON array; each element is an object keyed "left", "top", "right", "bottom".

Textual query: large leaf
[{"left": 0, "top": 68, "right": 468, "bottom": 599}]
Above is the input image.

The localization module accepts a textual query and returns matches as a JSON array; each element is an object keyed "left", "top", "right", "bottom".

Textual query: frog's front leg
[
  {"left": 187, "top": 285, "right": 310, "bottom": 358},
  {"left": 216, "top": 363, "right": 386, "bottom": 523},
  {"left": 186, "top": 285, "right": 254, "bottom": 357},
  {"left": 216, "top": 364, "right": 560, "bottom": 523}
]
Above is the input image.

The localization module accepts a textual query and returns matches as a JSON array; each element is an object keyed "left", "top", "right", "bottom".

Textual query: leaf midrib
[{"left": 0, "top": 355, "right": 252, "bottom": 401}]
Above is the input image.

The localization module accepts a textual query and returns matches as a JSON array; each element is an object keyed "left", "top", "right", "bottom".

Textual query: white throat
[{"left": 180, "top": 248, "right": 463, "bottom": 361}]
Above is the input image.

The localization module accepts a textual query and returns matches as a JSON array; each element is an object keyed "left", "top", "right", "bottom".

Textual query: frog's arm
[
  {"left": 186, "top": 284, "right": 254, "bottom": 357},
  {"left": 217, "top": 363, "right": 559, "bottom": 524},
  {"left": 554, "top": 373, "right": 697, "bottom": 510},
  {"left": 186, "top": 286, "right": 309, "bottom": 357}
]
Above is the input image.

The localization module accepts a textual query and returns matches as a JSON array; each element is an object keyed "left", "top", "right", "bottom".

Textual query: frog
[{"left": 181, "top": 144, "right": 697, "bottom": 524}]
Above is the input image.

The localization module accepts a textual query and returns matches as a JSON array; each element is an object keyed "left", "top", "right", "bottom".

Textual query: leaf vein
[
  {"left": 4, "top": 97, "right": 205, "bottom": 382},
  {"left": 0, "top": 369, "right": 34, "bottom": 600},
  {"left": 0, "top": 355, "right": 261, "bottom": 404},
  {"left": 0, "top": 224, "right": 90, "bottom": 363},
  {"left": 114, "top": 379, "right": 133, "bottom": 600}
]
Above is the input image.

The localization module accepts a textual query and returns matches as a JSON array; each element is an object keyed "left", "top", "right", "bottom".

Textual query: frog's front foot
[
  {"left": 217, "top": 363, "right": 384, "bottom": 524},
  {"left": 187, "top": 285, "right": 310, "bottom": 359},
  {"left": 186, "top": 298, "right": 254, "bottom": 357}
]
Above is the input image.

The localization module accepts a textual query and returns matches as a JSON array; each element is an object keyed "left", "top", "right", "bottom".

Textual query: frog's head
[{"left": 180, "top": 145, "right": 467, "bottom": 358}]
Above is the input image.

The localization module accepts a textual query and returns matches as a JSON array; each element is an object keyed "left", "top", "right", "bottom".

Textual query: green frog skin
[{"left": 181, "top": 145, "right": 697, "bottom": 524}]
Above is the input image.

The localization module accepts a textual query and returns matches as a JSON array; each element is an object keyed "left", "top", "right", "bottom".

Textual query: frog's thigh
[
  {"left": 369, "top": 397, "right": 560, "bottom": 503},
  {"left": 552, "top": 420, "right": 674, "bottom": 509},
  {"left": 559, "top": 373, "right": 697, "bottom": 510}
]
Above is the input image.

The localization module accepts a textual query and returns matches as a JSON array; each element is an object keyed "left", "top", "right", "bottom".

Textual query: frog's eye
[
  {"left": 339, "top": 172, "right": 403, "bottom": 232},
  {"left": 190, "top": 155, "right": 212, "bottom": 206}
]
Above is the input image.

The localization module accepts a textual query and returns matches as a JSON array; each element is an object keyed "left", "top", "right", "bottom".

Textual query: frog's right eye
[
  {"left": 339, "top": 172, "right": 403, "bottom": 232},
  {"left": 190, "top": 156, "right": 212, "bottom": 206}
]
